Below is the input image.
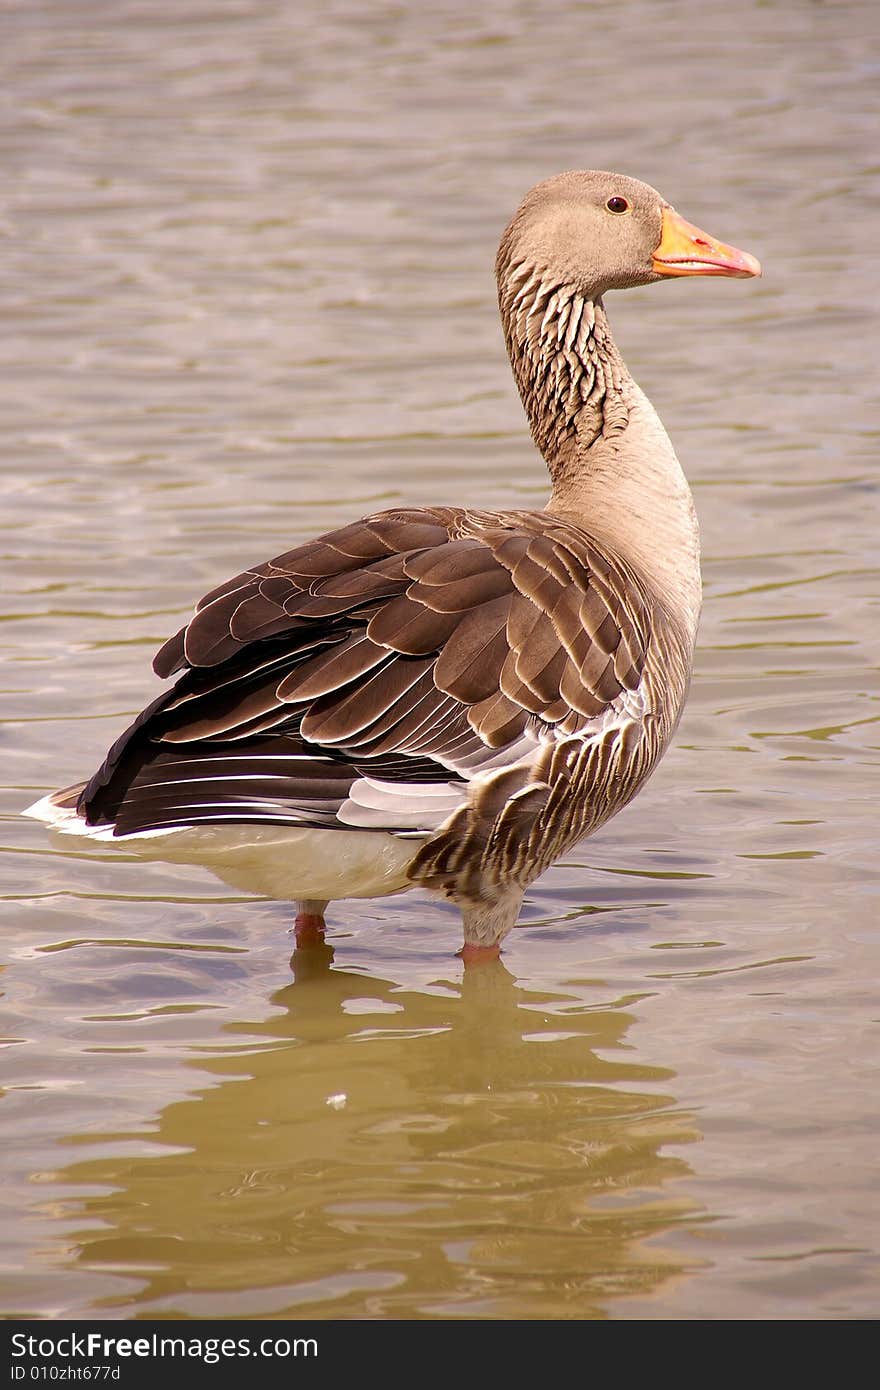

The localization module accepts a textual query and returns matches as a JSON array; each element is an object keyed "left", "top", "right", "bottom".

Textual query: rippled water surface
[{"left": 2, "top": 0, "right": 879, "bottom": 1320}]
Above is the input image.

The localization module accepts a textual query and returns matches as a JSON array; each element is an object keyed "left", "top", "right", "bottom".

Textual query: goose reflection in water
[{"left": 42, "top": 951, "right": 705, "bottom": 1319}]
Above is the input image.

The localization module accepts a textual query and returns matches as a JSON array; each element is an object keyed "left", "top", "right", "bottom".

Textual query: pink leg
[
  {"left": 293, "top": 899, "right": 328, "bottom": 947},
  {"left": 457, "top": 942, "right": 502, "bottom": 964}
]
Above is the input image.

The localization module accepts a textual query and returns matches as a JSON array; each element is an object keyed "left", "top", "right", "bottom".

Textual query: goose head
[{"left": 497, "top": 169, "right": 761, "bottom": 300}]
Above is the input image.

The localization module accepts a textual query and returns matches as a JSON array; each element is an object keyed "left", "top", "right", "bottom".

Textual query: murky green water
[{"left": 2, "top": 0, "right": 878, "bottom": 1319}]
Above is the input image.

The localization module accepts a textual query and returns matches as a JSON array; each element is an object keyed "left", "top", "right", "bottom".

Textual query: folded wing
[{"left": 79, "top": 506, "right": 652, "bottom": 841}]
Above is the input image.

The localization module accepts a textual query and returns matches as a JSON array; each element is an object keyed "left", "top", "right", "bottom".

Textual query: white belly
[{"left": 25, "top": 795, "right": 419, "bottom": 902}]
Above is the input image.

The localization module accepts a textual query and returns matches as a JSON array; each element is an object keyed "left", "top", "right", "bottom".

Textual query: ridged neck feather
[
  {"left": 497, "top": 257, "right": 632, "bottom": 487},
  {"left": 496, "top": 253, "right": 701, "bottom": 639}
]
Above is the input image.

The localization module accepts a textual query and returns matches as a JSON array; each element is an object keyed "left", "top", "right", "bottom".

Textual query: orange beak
[{"left": 652, "top": 205, "right": 761, "bottom": 279}]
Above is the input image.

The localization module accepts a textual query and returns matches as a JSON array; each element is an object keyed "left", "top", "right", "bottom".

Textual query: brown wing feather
[{"left": 81, "top": 506, "right": 654, "bottom": 836}]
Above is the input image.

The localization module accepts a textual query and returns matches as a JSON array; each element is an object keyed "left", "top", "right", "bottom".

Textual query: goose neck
[{"left": 498, "top": 266, "right": 631, "bottom": 484}]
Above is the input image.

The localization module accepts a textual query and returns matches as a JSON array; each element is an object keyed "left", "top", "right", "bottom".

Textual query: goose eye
[{"left": 606, "top": 196, "right": 629, "bottom": 214}]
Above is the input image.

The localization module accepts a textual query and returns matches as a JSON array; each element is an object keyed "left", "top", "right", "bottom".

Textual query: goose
[{"left": 26, "top": 171, "right": 760, "bottom": 961}]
